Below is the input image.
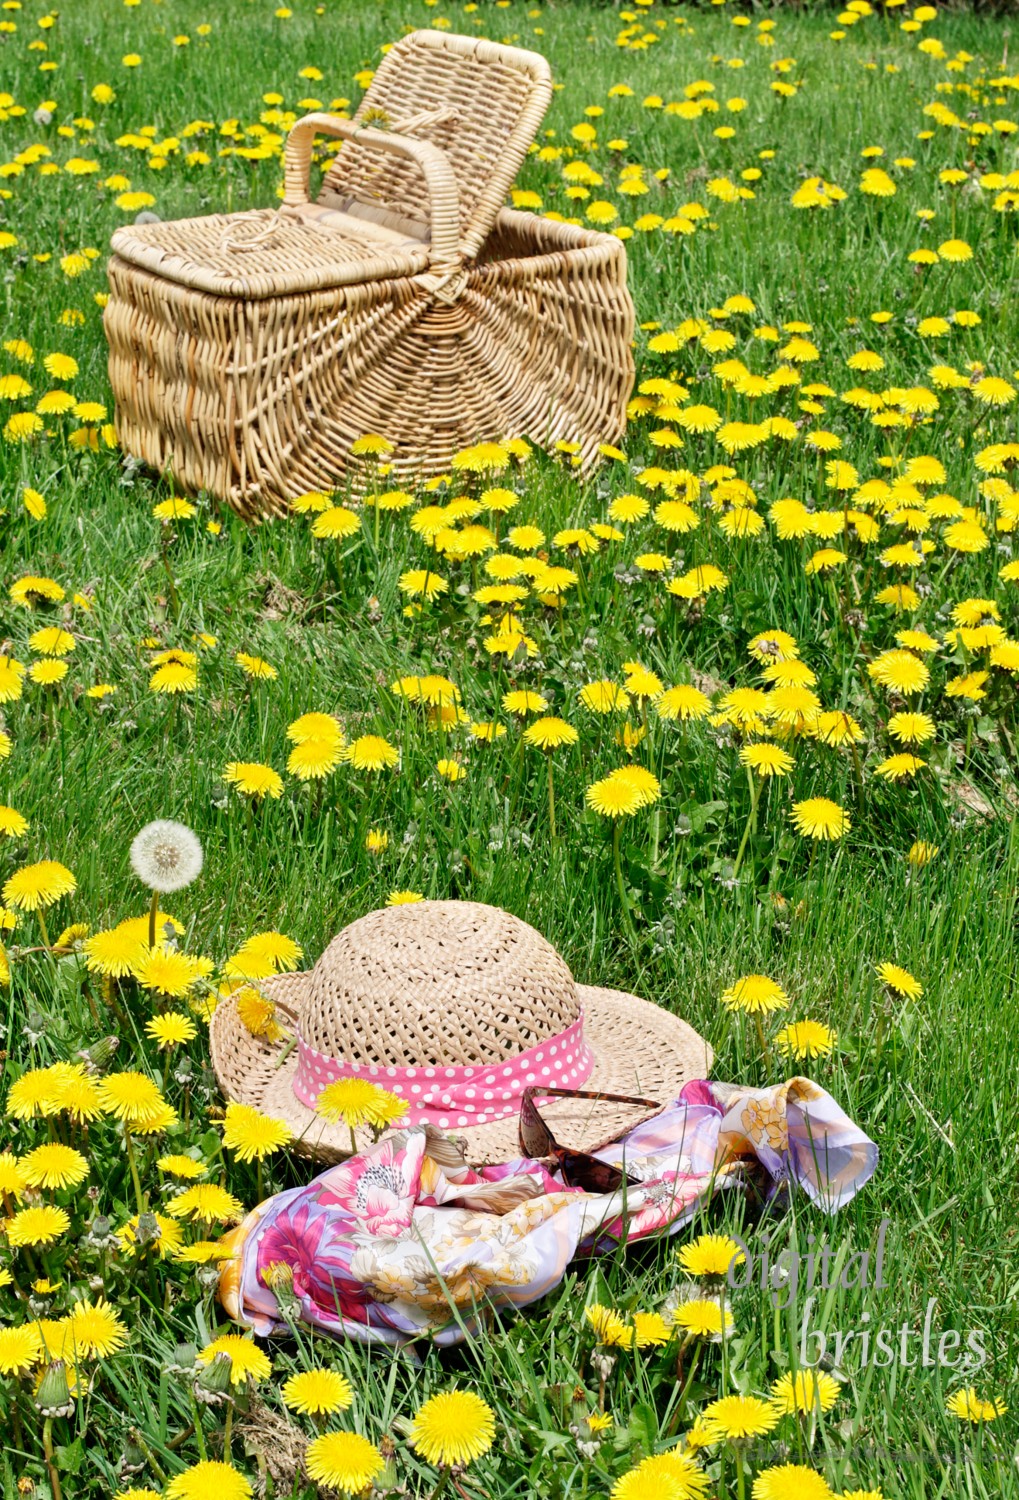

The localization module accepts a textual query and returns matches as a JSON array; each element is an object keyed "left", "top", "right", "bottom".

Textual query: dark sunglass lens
[{"left": 558, "top": 1151, "right": 627, "bottom": 1193}]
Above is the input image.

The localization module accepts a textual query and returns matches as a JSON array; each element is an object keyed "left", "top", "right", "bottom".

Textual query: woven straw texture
[
  {"left": 103, "top": 30, "right": 636, "bottom": 519},
  {"left": 210, "top": 900, "right": 712, "bottom": 1166}
]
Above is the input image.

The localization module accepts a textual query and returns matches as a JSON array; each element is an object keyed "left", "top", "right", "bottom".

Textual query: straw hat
[{"left": 210, "top": 900, "right": 712, "bottom": 1165}]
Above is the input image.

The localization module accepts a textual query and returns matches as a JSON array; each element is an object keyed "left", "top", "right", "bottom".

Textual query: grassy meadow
[{"left": 0, "top": 0, "right": 1018, "bottom": 1495}]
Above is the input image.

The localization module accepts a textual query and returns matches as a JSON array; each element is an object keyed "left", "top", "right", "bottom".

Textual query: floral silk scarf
[{"left": 218, "top": 1076, "right": 877, "bottom": 1346}]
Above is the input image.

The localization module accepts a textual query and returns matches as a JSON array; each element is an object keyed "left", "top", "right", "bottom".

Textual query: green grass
[{"left": 0, "top": 0, "right": 1018, "bottom": 1495}]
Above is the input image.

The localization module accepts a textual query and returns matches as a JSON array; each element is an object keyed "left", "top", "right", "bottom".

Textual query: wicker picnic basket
[{"left": 103, "top": 29, "right": 635, "bottom": 520}]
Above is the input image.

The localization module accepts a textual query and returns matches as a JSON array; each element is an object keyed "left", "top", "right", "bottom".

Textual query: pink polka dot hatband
[{"left": 291, "top": 1012, "right": 595, "bottom": 1132}]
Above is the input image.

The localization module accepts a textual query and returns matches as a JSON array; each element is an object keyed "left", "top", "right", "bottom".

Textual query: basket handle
[{"left": 283, "top": 112, "right": 462, "bottom": 277}]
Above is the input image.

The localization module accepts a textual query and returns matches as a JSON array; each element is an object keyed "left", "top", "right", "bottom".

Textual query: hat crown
[{"left": 302, "top": 900, "right": 580, "bottom": 1068}]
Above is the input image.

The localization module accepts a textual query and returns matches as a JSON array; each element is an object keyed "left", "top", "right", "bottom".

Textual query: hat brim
[{"left": 210, "top": 972, "right": 713, "bottom": 1166}]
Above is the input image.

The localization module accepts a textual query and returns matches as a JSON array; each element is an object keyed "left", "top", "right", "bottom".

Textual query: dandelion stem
[
  {"left": 613, "top": 822, "right": 636, "bottom": 941},
  {"left": 123, "top": 1126, "right": 146, "bottom": 1215},
  {"left": 129, "top": 1426, "right": 167, "bottom": 1483},
  {"left": 850, "top": 742, "right": 865, "bottom": 801},
  {"left": 733, "top": 776, "right": 761, "bottom": 878},
  {"left": 43, "top": 1417, "right": 63, "bottom": 1500},
  {"left": 753, "top": 1012, "right": 772, "bottom": 1068},
  {"left": 166, "top": 1423, "right": 196, "bottom": 1454},
  {"left": 148, "top": 888, "right": 159, "bottom": 951},
  {"left": 674, "top": 1338, "right": 702, "bottom": 1416},
  {"left": 36, "top": 908, "right": 52, "bottom": 951},
  {"left": 547, "top": 755, "right": 557, "bottom": 843},
  {"left": 159, "top": 538, "right": 180, "bottom": 621},
  {"left": 10, "top": 1392, "right": 23, "bottom": 1457},
  {"left": 223, "top": 1399, "right": 233, "bottom": 1461},
  {"left": 274, "top": 1034, "right": 298, "bottom": 1070},
  {"left": 189, "top": 1389, "right": 209, "bottom": 1461}
]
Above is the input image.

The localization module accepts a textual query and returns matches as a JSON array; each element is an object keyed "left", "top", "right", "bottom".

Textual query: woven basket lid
[
  {"left": 322, "top": 30, "right": 554, "bottom": 262},
  {"left": 210, "top": 900, "right": 712, "bottom": 1165}
]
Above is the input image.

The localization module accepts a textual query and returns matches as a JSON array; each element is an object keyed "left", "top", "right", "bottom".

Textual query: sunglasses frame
[{"left": 518, "top": 1086, "right": 662, "bottom": 1192}]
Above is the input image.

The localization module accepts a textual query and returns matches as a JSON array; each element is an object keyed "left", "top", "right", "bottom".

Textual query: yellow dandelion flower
[
  {"left": 166, "top": 1184, "right": 244, "bottom": 1224},
  {"left": 409, "top": 1389, "right": 496, "bottom": 1469},
  {"left": 740, "top": 743, "right": 794, "bottom": 777},
  {"left": 678, "top": 1234, "right": 745, "bottom": 1282},
  {"left": 585, "top": 1304, "right": 633, "bottom": 1348},
  {"left": 83, "top": 927, "right": 147, "bottom": 977},
  {"left": 673, "top": 1298, "right": 733, "bottom": 1340},
  {"left": 703, "top": 1393, "right": 778, "bottom": 1441},
  {"left": 134, "top": 946, "right": 203, "bottom": 998},
  {"left": 3, "top": 860, "right": 76, "bottom": 911},
  {"left": 615, "top": 1453, "right": 709, "bottom": 1500},
  {"left": 770, "top": 1369, "right": 841, "bottom": 1414},
  {"left": 282, "top": 1367, "right": 354, "bottom": 1416},
  {"left": 0, "top": 806, "right": 28, "bottom": 838},
  {"left": 774, "top": 1020, "right": 837, "bottom": 1059},
  {"left": 20, "top": 1143, "right": 89, "bottom": 1190},
  {"left": 790, "top": 797, "right": 850, "bottom": 840},
  {"left": 197, "top": 1335, "right": 270, "bottom": 1385},
  {"left": 235, "top": 652, "right": 277, "bottom": 681},
  {"left": 0, "top": 1324, "right": 43, "bottom": 1375},
  {"left": 226, "top": 931, "right": 302, "bottom": 977},
  {"left": 97, "top": 1071, "right": 168, "bottom": 1126},
  {"left": 720, "top": 975, "right": 789, "bottom": 1014},
  {"left": 157, "top": 1154, "right": 206, "bottom": 1180},
  {"left": 523, "top": 717, "right": 578, "bottom": 751},
  {"left": 7, "top": 1204, "right": 70, "bottom": 1247},
  {"left": 875, "top": 753, "right": 926, "bottom": 781},
  {"left": 752, "top": 1464, "right": 832, "bottom": 1500},
  {"left": 656, "top": 684, "right": 711, "bottom": 722},
  {"left": 633, "top": 1311, "right": 672, "bottom": 1348},
  {"left": 305, "top": 1432, "right": 384, "bottom": 1494},
  {"left": 907, "top": 840, "right": 939, "bottom": 867},
  {"left": 146, "top": 1012, "right": 198, "bottom": 1049},
  {"left": 876, "top": 962, "right": 922, "bottom": 999},
  {"left": 234, "top": 986, "right": 284, "bottom": 1041},
  {"left": 221, "top": 1102, "right": 293, "bottom": 1162},
  {"left": 287, "top": 736, "right": 343, "bottom": 780},
  {"left": 223, "top": 762, "right": 284, "bottom": 800},
  {"left": 945, "top": 1386, "right": 1006, "bottom": 1423},
  {"left": 347, "top": 734, "right": 398, "bottom": 772},
  {"left": 117, "top": 1213, "right": 185, "bottom": 1259},
  {"left": 149, "top": 661, "right": 197, "bottom": 694},
  {"left": 164, "top": 1463, "right": 252, "bottom": 1500},
  {"left": 315, "top": 1079, "right": 406, "bottom": 1130},
  {"left": 579, "top": 679, "right": 631, "bottom": 714},
  {"left": 585, "top": 774, "right": 641, "bottom": 818},
  {"left": 65, "top": 1298, "right": 128, "bottom": 1358}
]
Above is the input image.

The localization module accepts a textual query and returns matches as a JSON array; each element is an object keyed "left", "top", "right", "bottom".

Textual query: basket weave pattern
[
  {"left": 298, "top": 901, "right": 580, "bottom": 1067},
  {"left": 103, "top": 31, "right": 635, "bottom": 519}
]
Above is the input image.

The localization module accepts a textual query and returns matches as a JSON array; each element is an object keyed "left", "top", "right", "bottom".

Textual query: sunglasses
[{"left": 518, "top": 1086, "right": 662, "bottom": 1193}]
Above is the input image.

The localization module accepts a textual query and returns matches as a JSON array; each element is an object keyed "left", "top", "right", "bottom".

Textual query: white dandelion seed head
[{"left": 130, "top": 819, "right": 204, "bottom": 893}]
